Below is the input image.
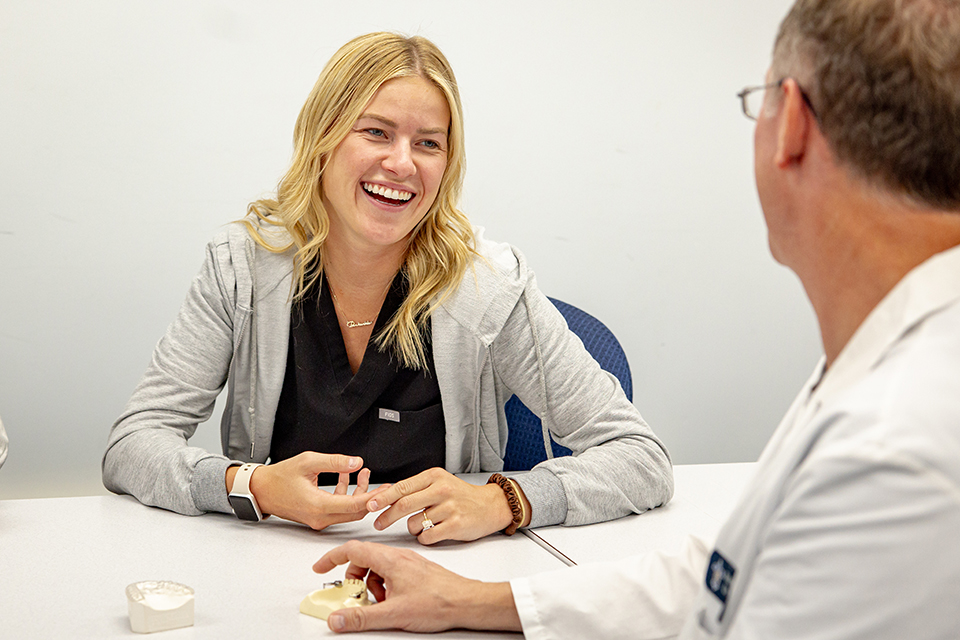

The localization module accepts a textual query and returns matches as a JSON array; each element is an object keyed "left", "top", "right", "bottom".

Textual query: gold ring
[{"left": 421, "top": 511, "right": 435, "bottom": 531}]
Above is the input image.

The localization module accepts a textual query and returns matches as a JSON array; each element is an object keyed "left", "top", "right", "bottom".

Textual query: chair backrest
[{"left": 502, "top": 297, "right": 633, "bottom": 471}]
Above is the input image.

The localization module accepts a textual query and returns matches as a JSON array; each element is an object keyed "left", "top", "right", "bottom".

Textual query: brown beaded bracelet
[{"left": 487, "top": 473, "right": 527, "bottom": 535}]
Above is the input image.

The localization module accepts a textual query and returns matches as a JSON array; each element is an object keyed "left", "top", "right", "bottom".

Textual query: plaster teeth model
[
  {"left": 299, "top": 579, "right": 371, "bottom": 621},
  {"left": 126, "top": 581, "right": 195, "bottom": 634}
]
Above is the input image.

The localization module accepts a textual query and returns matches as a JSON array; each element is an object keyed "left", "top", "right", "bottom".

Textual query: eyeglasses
[{"left": 737, "top": 78, "right": 818, "bottom": 121}]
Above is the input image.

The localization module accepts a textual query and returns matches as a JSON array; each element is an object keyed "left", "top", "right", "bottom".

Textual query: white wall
[{"left": 0, "top": 0, "right": 819, "bottom": 499}]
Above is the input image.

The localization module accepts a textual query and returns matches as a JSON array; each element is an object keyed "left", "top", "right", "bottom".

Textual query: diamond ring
[{"left": 421, "top": 511, "right": 435, "bottom": 531}]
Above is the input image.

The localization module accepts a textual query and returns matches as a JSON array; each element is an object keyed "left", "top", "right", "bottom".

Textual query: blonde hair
[{"left": 245, "top": 32, "right": 475, "bottom": 369}]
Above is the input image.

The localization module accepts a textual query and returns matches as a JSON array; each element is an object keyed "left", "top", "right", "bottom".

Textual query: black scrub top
[{"left": 270, "top": 272, "right": 446, "bottom": 486}]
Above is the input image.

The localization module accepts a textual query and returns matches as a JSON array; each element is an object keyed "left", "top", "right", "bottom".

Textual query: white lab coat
[{"left": 513, "top": 245, "right": 960, "bottom": 640}]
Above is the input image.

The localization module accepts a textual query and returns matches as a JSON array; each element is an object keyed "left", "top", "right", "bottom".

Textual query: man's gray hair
[{"left": 774, "top": 0, "right": 960, "bottom": 209}]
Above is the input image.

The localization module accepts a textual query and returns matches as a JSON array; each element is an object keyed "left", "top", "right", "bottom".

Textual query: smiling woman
[
  {"left": 321, "top": 77, "right": 450, "bottom": 291},
  {"left": 102, "top": 32, "right": 674, "bottom": 544}
]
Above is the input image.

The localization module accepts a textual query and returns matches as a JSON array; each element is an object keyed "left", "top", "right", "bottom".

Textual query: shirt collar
[{"left": 811, "top": 244, "right": 960, "bottom": 405}]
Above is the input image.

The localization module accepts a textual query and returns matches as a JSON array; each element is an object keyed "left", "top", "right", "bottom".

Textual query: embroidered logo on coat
[{"left": 706, "top": 550, "right": 735, "bottom": 621}]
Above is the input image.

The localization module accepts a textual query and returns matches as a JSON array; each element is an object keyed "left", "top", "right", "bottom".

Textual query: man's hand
[
  {"left": 227, "top": 452, "right": 388, "bottom": 530},
  {"left": 364, "top": 468, "right": 514, "bottom": 544},
  {"left": 313, "top": 540, "right": 521, "bottom": 633}
]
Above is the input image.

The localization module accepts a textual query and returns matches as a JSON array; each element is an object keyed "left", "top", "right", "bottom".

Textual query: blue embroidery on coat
[{"left": 706, "top": 550, "right": 736, "bottom": 621}]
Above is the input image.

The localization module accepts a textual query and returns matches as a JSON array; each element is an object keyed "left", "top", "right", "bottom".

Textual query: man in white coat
[{"left": 311, "top": 0, "right": 960, "bottom": 637}]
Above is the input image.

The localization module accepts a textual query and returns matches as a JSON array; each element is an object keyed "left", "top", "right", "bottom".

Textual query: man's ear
[{"left": 774, "top": 78, "right": 812, "bottom": 168}]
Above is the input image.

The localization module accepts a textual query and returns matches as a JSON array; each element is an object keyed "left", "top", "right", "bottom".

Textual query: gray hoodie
[{"left": 103, "top": 221, "right": 673, "bottom": 528}]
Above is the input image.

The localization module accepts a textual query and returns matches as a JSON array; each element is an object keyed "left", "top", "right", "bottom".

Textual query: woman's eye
[
  {"left": 364, "top": 128, "right": 385, "bottom": 138},
  {"left": 420, "top": 139, "right": 441, "bottom": 150}
]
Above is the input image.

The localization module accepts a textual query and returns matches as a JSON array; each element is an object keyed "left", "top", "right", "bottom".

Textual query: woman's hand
[
  {"left": 313, "top": 540, "right": 521, "bottom": 633},
  {"left": 364, "top": 468, "right": 514, "bottom": 544},
  {"left": 230, "top": 452, "right": 388, "bottom": 530}
]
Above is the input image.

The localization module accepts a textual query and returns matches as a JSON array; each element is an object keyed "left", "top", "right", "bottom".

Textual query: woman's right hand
[{"left": 229, "top": 452, "right": 388, "bottom": 530}]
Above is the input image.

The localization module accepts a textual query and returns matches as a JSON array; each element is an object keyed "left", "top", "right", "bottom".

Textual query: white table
[
  {"left": 522, "top": 462, "right": 757, "bottom": 565},
  {"left": 0, "top": 463, "right": 754, "bottom": 638}
]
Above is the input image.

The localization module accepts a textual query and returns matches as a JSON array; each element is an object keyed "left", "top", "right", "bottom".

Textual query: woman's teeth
[{"left": 363, "top": 183, "right": 413, "bottom": 202}]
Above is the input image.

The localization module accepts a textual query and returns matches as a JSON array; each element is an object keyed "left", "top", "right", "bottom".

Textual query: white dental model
[
  {"left": 126, "top": 581, "right": 195, "bottom": 634},
  {"left": 300, "top": 579, "right": 371, "bottom": 621}
]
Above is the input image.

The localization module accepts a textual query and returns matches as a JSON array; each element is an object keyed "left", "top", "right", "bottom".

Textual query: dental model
[
  {"left": 125, "top": 581, "right": 195, "bottom": 634},
  {"left": 300, "top": 579, "right": 371, "bottom": 621}
]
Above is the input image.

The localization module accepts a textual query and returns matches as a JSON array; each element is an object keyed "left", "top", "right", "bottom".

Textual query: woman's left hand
[{"left": 365, "top": 468, "right": 514, "bottom": 544}]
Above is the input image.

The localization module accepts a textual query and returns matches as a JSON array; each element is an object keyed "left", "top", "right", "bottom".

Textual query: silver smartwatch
[{"left": 227, "top": 462, "right": 264, "bottom": 522}]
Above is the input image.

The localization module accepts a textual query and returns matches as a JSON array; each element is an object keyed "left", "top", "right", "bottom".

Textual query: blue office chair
[{"left": 502, "top": 297, "right": 633, "bottom": 471}]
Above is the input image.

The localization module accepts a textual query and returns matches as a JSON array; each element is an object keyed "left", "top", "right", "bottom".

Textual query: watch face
[{"left": 228, "top": 494, "right": 261, "bottom": 522}]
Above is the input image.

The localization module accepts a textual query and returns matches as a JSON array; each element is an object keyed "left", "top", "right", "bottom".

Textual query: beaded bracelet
[{"left": 487, "top": 473, "right": 527, "bottom": 535}]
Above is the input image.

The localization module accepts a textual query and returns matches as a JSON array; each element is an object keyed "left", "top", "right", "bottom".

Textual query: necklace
[
  {"left": 330, "top": 289, "right": 375, "bottom": 328},
  {"left": 329, "top": 277, "right": 396, "bottom": 329}
]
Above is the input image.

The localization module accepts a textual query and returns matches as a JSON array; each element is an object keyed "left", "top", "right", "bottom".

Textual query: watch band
[{"left": 228, "top": 462, "right": 264, "bottom": 522}]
